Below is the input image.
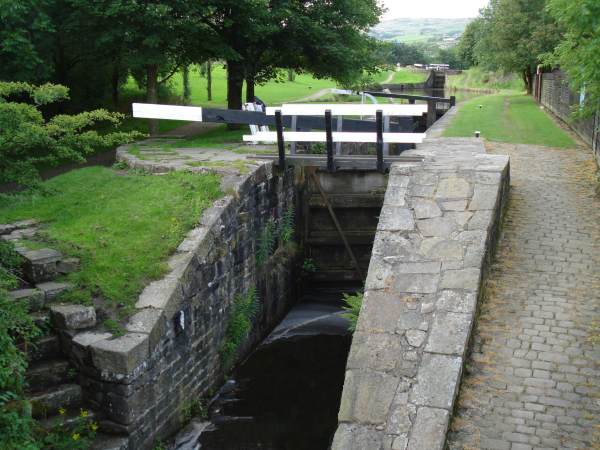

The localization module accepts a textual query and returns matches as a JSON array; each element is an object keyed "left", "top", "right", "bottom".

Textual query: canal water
[{"left": 173, "top": 286, "right": 359, "bottom": 450}]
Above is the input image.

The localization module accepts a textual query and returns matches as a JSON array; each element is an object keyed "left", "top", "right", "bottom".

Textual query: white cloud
[{"left": 380, "top": 0, "right": 489, "bottom": 19}]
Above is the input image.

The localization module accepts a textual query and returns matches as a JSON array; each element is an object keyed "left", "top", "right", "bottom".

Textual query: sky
[{"left": 381, "top": 0, "right": 489, "bottom": 20}]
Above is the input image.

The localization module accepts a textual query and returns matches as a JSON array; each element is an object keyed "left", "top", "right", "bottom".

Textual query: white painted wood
[
  {"left": 265, "top": 103, "right": 427, "bottom": 117},
  {"left": 243, "top": 103, "right": 259, "bottom": 136},
  {"left": 132, "top": 103, "right": 203, "bottom": 121},
  {"left": 243, "top": 131, "right": 425, "bottom": 144}
]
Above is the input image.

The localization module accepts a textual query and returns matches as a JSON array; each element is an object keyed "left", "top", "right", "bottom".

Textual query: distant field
[
  {"left": 444, "top": 94, "right": 575, "bottom": 148},
  {"left": 370, "top": 18, "right": 470, "bottom": 43}
]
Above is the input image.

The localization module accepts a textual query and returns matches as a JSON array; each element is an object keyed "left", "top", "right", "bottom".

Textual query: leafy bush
[
  {"left": 0, "top": 240, "right": 23, "bottom": 290},
  {"left": 220, "top": 288, "right": 259, "bottom": 371},
  {"left": 40, "top": 408, "right": 97, "bottom": 450},
  {"left": 0, "top": 81, "right": 142, "bottom": 186},
  {"left": 341, "top": 292, "right": 364, "bottom": 332},
  {"left": 0, "top": 285, "right": 41, "bottom": 448}
]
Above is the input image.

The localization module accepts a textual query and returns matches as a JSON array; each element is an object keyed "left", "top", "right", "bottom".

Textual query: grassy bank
[
  {"left": 0, "top": 167, "right": 222, "bottom": 314},
  {"left": 389, "top": 69, "right": 428, "bottom": 84},
  {"left": 444, "top": 94, "right": 575, "bottom": 148},
  {"left": 447, "top": 67, "right": 525, "bottom": 92}
]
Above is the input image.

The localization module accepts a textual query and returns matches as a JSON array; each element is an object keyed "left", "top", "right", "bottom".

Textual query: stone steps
[
  {"left": 38, "top": 407, "right": 96, "bottom": 430},
  {"left": 23, "top": 334, "right": 62, "bottom": 362},
  {"left": 26, "top": 359, "right": 72, "bottom": 390},
  {"left": 30, "top": 383, "right": 82, "bottom": 419}
]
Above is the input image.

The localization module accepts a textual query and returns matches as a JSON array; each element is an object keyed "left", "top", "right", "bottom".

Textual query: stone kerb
[{"left": 332, "top": 137, "right": 510, "bottom": 450}]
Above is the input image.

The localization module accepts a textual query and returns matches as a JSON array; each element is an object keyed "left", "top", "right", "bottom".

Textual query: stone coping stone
[{"left": 332, "top": 137, "right": 510, "bottom": 450}]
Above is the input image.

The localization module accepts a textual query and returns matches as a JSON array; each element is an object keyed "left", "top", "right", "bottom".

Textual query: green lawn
[
  {"left": 390, "top": 68, "right": 428, "bottom": 84},
  {"left": 0, "top": 167, "right": 221, "bottom": 315},
  {"left": 444, "top": 94, "right": 575, "bottom": 148},
  {"left": 124, "top": 66, "right": 338, "bottom": 109},
  {"left": 170, "top": 125, "right": 246, "bottom": 149}
]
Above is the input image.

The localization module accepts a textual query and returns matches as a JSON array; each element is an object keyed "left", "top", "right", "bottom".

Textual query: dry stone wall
[
  {"left": 68, "top": 159, "right": 297, "bottom": 449},
  {"left": 332, "top": 137, "right": 510, "bottom": 450}
]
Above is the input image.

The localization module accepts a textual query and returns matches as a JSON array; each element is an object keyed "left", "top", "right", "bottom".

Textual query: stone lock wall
[
  {"left": 71, "top": 163, "right": 297, "bottom": 449},
  {"left": 332, "top": 137, "right": 510, "bottom": 450}
]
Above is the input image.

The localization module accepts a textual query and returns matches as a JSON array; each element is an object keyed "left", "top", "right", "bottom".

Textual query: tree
[
  {"left": 547, "top": 0, "right": 600, "bottom": 118},
  {"left": 204, "top": 0, "right": 382, "bottom": 112},
  {"left": 457, "top": 17, "right": 485, "bottom": 68},
  {"left": 387, "top": 42, "right": 427, "bottom": 67},
  {"left": 0, "top": 0, "right": 54, "bottom": 83},
  {"left": 0, "top": 82, "right": 140, "bottom": 186},
  {"left": 472, "top": 0, "right": 561, "bottom": 94}
]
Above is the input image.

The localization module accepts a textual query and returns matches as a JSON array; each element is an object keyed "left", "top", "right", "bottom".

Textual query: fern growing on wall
[
  {"left": 256, "top": 219, "right": 276, "bottom": 265},
  {"left": 341, "top": 292, "right": 364, "bottom": 332},
  {"left": 220, "top": 287, "right": 259, "bottom": 371},
  {"left": 279, "top": 206, "right": 295, "bottom": 244}
]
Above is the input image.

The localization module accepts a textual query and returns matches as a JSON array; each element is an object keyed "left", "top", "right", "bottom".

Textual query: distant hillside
[{"left": 370, "top": 18, "right": 472, "bottom": 45}]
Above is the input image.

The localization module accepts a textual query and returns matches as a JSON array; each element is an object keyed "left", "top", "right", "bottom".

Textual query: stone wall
[
  {"left": 71, "top": 160, "right": 298, "bottom": 449},
  {"left": 331, "top": 137, "right": 510, "bottom": 450}
]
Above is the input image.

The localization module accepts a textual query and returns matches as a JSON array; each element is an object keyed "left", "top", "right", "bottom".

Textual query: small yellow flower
[
  {"left": 80, "top": 409, "right": 89, "bottom": 418},
  {"left": 72, "top": 433, "right": 80, "bottom": 441},
  {"left": 90, "top": 422, "right": 98, "bottom": 432},
  {"left": 58, "top": 407, "right": 66, "bottom": 415}
]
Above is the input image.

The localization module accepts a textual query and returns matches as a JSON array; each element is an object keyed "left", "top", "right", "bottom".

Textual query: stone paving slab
[
  {"left": 447, "top": 142, "right": 600, "bottom": 450},
  {"left": 332, "top": 138, "right": 510, "bottom": 450}
]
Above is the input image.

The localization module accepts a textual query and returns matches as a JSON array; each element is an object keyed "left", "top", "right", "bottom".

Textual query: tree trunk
[
  {"left": 111, "top": 62, "right": 120, "bottom": 107},
  {"left": 227, "top": 60, "right": 244, "bottom": 129},
  {"left": 246, "top": 75, "right": 255, "bottom": 103},
  {"left": 206, "top": 60, "right": 212, "bottom": 101},
  {"left": 523, "top": 69, "right": 534, "bottom": 95},
  {"left": 146, "top": 64, "right": 159, "bottom": 135},
  {"left": 182, "top": 66, "right": 191, "bottom": 103}
]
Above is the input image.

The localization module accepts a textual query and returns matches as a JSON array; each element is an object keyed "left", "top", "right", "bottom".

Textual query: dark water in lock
[{"left": 196, "top": 288, "right": 357, "bottom": 450}]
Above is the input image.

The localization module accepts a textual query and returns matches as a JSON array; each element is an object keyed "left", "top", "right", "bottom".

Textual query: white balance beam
[
  {"left": 132, "top": 103, "right": 203, "bottom": 122},
  {"left": 265, "top": 103, "right": 428, "bottom": 117},
  {"left": 243, "top": 131, "right": 425, "bottom": 144}
]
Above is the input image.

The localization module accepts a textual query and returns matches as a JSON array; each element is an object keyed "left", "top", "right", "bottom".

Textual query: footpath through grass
[
  {"left": 0, "top": 167, "right": 222, "bottom": 314},
  {"left": 444, "top": 94, "right": 575, "bottom": 148}
]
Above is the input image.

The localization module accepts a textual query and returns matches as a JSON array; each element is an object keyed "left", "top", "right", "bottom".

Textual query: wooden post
[
  {"left": 376, "top": 110, "right": 384, "bottom": 173},
  {"left": 275, "top": 110, "right": 285, "bottom": 168},
  {"left": 325, "top": 110, "right": 335, "bottom": 172},
  {"left": 426, "top": 99, "right": 436, "bottom": 128}
]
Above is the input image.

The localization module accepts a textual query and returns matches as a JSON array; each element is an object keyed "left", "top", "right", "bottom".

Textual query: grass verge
[
  {"left": 444, "top": 94, "right": 576, "bottom": 148},
  {"left": 0, "top": 166, "right": 222, "bottom": 313},
  {"left": 446, "top": 67, "right": 525, "bottom": 92}
]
